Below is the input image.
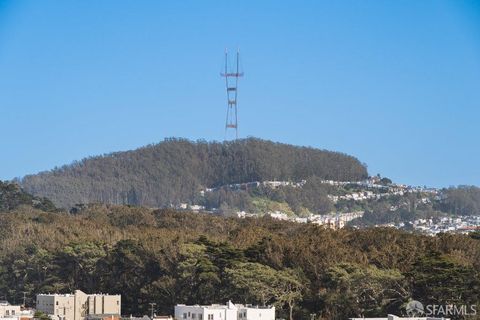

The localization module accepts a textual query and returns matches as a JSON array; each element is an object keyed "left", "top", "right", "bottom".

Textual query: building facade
[
  {"left": 0, "top": 301, "right": 33, "bottom": 320},
  {"left": 174, "top": 301, "right": 274, "bottom": 320},
  {"left": 36, "top": 290, "right": 121, "bottom": 320},
  {"left": 236, "top": 305, "right": 275, "bottom": 320},
  {"left": 0, "top": 302, "right": 21, "bottom": 318}
]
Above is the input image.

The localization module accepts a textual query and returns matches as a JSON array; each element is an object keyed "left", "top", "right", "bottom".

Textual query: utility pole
[
  {"left": 149, "top": 302, "right": 156, "bottom": 320},
  {"left": 221, "top": 48, "right": 243, "bottom": 140},
  {"left": 22, "top": 292, "right": 27, "bottom": 307}
]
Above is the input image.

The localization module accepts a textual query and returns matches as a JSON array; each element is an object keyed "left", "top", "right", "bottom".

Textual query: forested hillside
[
  {"left": 436, "top": 186, "right": 480, "bottom": 216},
  {"left": 0, "top": 187, "right": 479, "bottom": 320},
  {"left": 20, "top": 138, "right": 368, "bottom": 208}
]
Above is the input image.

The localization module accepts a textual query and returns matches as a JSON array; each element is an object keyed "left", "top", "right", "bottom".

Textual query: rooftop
[{"left": 175, "top": 301, "right": 274, "bottom": 310}]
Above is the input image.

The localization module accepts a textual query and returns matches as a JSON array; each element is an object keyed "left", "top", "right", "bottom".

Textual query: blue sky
[{"left": 0, "top": 1, "right": 479, "bottom": 187}]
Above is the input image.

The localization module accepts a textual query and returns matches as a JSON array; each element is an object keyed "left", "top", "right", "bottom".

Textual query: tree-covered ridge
[
  {"left": 436, "top": 186, "right": 480, "bottom": 216},
  {"left": 20, "top": 138, "right": 368, "bottom": 208},
  {"left": 0, "top": 201, "right": 479, "bottom": 320}
]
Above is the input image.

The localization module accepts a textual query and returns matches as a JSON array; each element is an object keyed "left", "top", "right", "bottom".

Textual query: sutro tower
[{"left": 221, "top": 48, "right": 243, "bottom": 139}]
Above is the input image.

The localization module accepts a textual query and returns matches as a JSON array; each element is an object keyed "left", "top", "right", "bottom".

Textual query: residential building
[
  {"left": 0, "top": 301, "right": 33, "bottom": 320},
  {"left": 174, "top": 301, "right": 274, "bottom": 320},
  {"left": 236, "top": 305, "right": 275, "bottom": 320},
  {"left": 0, "top": 301, "right": 20, "bottom": 318},
  {"left": 36, "top": 290, "right": 121, "bottom": 320}
]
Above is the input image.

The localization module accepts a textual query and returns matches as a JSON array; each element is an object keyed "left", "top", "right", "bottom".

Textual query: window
[
  {"left": 6, "top": 311, "right": 9, "bottom": 316},
  {"left": 183, "top": 313, "right": 187, "bottom": 319},
  {"left": 208, "top": 315, "right": 213, "bottom": 320},
  {"left": 56, "top": 301, "right": 59, "bottom": 305},
  {"left": 188, "top": 312, "right": 191, "bottom": 317},
  {"left": 12, "top": 311, "right": 15, "bottom": 315},
  {"left": 192, "top": 314, "right": 196, "bottom": 319},
  {"left": 199, "top": 314, "right": 203, "bottom": 320}
]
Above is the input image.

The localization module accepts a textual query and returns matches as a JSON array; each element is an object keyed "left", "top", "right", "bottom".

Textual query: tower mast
[{"left": 221, "top": 48, "right": 243, "bottom": 139}]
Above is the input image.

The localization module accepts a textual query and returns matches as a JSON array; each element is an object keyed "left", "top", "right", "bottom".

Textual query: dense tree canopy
[
  {"left": 0, "top": 191, "right": 479, "bottom": 320},
  {"left": 436, "top": 186, "right": 480, "bottom": 216},
  {"left": 20, "top": 138, "right": 368, "bottom": 208}
]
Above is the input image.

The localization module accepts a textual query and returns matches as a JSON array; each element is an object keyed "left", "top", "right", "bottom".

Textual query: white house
[
  {"left": 0, "top": 301, "right": 33, "bottom": 320},
  {"left": 174, "top": 301, "right": 274, "bottom": 320},
  {"left": 0, "top": 301, "right": 21, "bottom": 318},
  {"left": 236, "top": 305, "right": 275, "bottom": 320}
]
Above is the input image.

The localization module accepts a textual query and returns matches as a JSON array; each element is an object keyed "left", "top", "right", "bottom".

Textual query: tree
[
  {"left": 53, "top": 242, "right": 106, "bottom": 292},
  {"left": 176, "top": 243, "right": 221, "bottom": 304},
  {"left": 409, "top": 252, "right": 480, "bottom": 307},
  {"left": 321, "top": 263, "right": 409, "bottom": 319},
  {"left": 96, "top": 240, "right": 160, "bottom": 315},
  {"left": 225, "top": 262, "right": 279, "bottom": 305},
  {"left": 226, "top": 263, "right": 305, "bottom": 320},
  {"left": 275, "top": 268, "right": 306, "bottom": 320}
]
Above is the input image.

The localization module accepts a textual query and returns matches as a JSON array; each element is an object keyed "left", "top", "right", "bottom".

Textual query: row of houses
[
  {"left": 319, "top": 178, "right": 438, "bottom": 194},
  {"left": 0, "top": 292, "right": 275, "bottom": 320},
  {"left": 328, "top": 188, "right": 439, "bottom": 204},
  {"left": 308, "top": 211, "right": 364, "bottom": 229},
  {"left": 261, "top": 211, "right": 364, "bottom": 229},
  {"left": 203, "top": 180, "right": 307, "bottom": 194},
  {"left": 1, "top": 291, "right": 450, "bottom": 320}
]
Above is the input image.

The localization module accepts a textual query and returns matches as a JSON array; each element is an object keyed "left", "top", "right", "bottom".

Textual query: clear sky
[{"left": 0, "top": 1, "right": 479, "bottom": 187}]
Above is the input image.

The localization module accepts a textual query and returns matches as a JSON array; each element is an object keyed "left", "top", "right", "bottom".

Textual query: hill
[
  {"left": 0, "top": 190, "right": 479, "bottom": 319},
  {"left": 20, "top": 138, "right": 368, "bottom": 209}
]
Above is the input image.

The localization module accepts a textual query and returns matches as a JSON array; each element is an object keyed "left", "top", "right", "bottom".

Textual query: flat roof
[{"left": 37, "top": 293, "right": 119, "bottom": 297}]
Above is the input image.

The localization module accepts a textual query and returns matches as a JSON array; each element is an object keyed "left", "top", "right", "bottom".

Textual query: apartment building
[
  {"left": 0, "top": 301, "right": 21, "bottom": 318},
  {"left": 174, "top": 301, "right": 274, "bottom": 320},
  {"left": 36, "top": 290, "right": 121, "bottom": 320},
  {"left": 0, "top": 301, "right": 33, "bottom": 320}
]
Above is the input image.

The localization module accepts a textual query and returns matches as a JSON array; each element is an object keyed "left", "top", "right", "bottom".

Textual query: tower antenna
[{"left": 221, "top": 48, "right": 243, "bottom": 140}]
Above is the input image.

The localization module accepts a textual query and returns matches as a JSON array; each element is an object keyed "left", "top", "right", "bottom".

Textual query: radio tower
[{"left": 221, "top": 48, "right": 243, "bottom": 139}]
